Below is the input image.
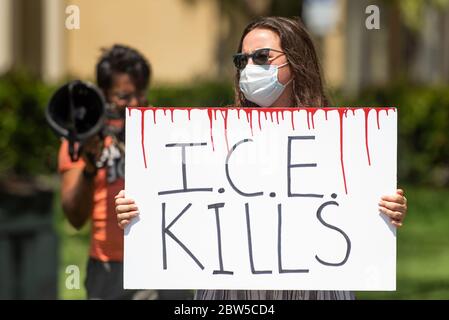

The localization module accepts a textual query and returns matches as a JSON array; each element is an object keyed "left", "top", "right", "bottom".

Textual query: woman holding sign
[{"left": 115, "top": 16, "right": 407, "bottom": 300}]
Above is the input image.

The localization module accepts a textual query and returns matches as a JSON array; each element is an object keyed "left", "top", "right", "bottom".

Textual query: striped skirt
[{"left": 194, "top": 290, "right": 355, "bottom": 300}]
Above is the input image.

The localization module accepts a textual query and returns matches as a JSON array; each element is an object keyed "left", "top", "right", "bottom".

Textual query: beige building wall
[
  {"left": 43, "top": 0, "right": 66, "bottom": 83},
  {"left": 322, "top": 0, "right": 346, "bottom": 90},
  {"left": 2, "top": 0, "right": 348, "bottom": 89},
  {"left": 65, "top": 0, "right": 220, "bottom": 84},
  {"left": 0, "top": 0, "right": 13, "bottom": 74}
]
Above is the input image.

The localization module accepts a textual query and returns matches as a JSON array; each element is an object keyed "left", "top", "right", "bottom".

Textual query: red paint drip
[
  {"left": 244, "top": 109, "right": 254, "bottom": 136},
  {"left": 363, "top": 108, "right": 372, "bottom": 166},
  {"left": 249, "top": 110, "right": 254, "bottom": 136},
  {"left": 304, "top": 108, "right": 317, "bottom": 129},
  {"left": 207, "top": 109, "right": 215, "bottom": 151},
  {"left": 170, "top": 109, "right": 174, "bottom": 123},
  {"left": 257, "top": 110, "right": 262, "bottom": 131},
  {"left": 338, "top": 109, "right": 348, "bottom": 194},
  {"left": 375, "top": 107, "right": 396, "bottom": 129},
  {"left": 376, "top": 109, "right": 381, "bottom": 130},
  {"left": 237, "top": 109, "right": 241, "bottom": 119},
  {"left": 152, "top": 108, "right": 157, "bottom": 124},
  {"left": 221, "top": 110, "right": 229, "bottom": 152},
  {"left": 290, "top": 110, "right": 295, "bottom": 130},
  {"left": 127, "top": 106, "right": 395, "bottom": 182},
  {"left": 140, "top": 109, "right": 148, "bottom": 168},
  {"left": 311, "top": 109, "right": 316, "bottom": 129},
  {"left": 306, "top": 110, "right": 311, "bottom": 130}
]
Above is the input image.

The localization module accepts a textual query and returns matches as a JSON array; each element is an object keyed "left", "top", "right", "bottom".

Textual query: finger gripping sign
[{"left": 124, "top": 107, "right": 397, "bottom": 291}]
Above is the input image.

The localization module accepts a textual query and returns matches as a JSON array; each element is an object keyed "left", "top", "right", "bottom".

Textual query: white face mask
[{"left": 239, "top": 62, "right": 292, "bottom": 107}]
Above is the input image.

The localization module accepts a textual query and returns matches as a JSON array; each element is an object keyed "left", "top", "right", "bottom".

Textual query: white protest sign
[{"left": 124, "top": 107, "right": 397, "bottom": 291}]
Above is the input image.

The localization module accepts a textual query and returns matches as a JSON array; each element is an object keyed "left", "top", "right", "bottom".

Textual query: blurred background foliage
[
  {"left": 396, "top": 0, "right": 449, "bottom": 30},
  {"left": 337, "top": 84, "right": 449, "bottom": 187},
  {"left": 0, "top": 72, "right": 58, "bottom": 178}
]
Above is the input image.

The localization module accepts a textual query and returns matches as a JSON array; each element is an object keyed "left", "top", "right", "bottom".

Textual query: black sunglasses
[{"left": 233, "top": 48, "right": 285, "bottom": 70}]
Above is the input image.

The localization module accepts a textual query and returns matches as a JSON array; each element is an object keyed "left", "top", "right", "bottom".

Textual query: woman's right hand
[{"left": 115, "top": 190, "right": 140, "bottom": 229}]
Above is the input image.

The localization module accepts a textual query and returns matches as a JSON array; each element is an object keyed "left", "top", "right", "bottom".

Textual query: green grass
[
  {"left": 54, "top": 192, "right": 89, "bottom": 300},
  {"left": 56, "top": 185, "right": 449, "bottom": 299},
  {"left": 357, "top": 185, "right": 449, "bottom": 299},
  {"left": 57, "top": 221, "right": 90, "bottom": 299}
]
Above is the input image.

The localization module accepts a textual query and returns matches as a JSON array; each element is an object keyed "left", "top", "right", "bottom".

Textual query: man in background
[{"left": 59, "top": 44, "right": 157, "bottom": 299}]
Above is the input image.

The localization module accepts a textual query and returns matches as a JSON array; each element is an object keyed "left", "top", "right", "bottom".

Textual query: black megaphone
[{"left": 45, "top": 80, "right": 106, "bottom": 162}]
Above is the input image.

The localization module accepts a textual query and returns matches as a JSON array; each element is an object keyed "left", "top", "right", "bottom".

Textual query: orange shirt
[{"left": 58, "top": 137, "right": 124, "bottom": 262}]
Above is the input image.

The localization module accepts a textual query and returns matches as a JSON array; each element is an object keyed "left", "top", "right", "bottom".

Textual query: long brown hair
[{"left": 234, "top": 16, "right": 328, "bottom": 108}]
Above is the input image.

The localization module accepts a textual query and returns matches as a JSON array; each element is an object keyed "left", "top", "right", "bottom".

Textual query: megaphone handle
[
  {"left": 68, "top": 138, "right": 81, "bottom": 162},
  {"left": 67, "top": 127, "right": 82, "bottom": 162}
]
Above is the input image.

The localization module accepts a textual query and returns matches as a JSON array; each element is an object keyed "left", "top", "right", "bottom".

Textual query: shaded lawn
[
  {"left": 358, "top": 185, "right": 449, "bottom": 299},
  {"left": 56, "top": 185, "right": 449, "bottom": 299}
]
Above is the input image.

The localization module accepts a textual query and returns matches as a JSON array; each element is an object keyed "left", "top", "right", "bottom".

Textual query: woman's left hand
[{"left": 379, "top": 189, "right": 407, "bottom": 228}]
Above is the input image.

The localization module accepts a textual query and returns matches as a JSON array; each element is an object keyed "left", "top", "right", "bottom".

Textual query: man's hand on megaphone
[{"left": 81, "top": 135, "right": 103, "bottom": 178}]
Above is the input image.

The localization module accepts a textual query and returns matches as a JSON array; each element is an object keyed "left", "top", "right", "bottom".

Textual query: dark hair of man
[{"left": 96, "top": 44, "right": 151, "bottom": 93}]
